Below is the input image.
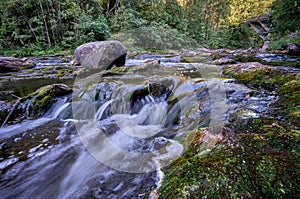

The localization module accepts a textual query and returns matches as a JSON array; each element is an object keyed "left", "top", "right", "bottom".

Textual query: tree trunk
[
  {"left": 38, "top": 0, "right": 51, "bottom": 46},
  {"left": 16, "top": 5, "right": 39, "bottom": 43}
]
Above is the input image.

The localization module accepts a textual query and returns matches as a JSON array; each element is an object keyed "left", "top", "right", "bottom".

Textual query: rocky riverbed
[{"left": 0, "top": 50, "right": 299, "bottom": 198}]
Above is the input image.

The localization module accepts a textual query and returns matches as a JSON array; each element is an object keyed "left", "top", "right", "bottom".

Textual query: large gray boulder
[{"left": 74, "top": 40, "right": 127, "bottom": 70}]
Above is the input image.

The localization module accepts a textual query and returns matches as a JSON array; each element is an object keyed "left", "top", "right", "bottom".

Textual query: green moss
[
  {"left": 234, "top": 54, "right": 300, "bottom": 68},
  {"left": 223, "top": 66, "right": 295, "bottom": 90},
  {"left": 235, "top": 54, "right": 260, "bottom": 63},
  {"left": 41, "top": 66, "right": 54, "bottom": 71},
  {"left": 160, "top": 128, "right": 300, "bottom": 199},
  {"left": 181, "top": 55, "right": 210, "bottom": 63},
  {"left": 57, "top": 70, "right": 64, "bottom": 77},
  {"left": 40, "top": 95, "right": 52, "bottom": 110},
  {"left": 269, "top": 34, "right": 300, "bottom": 50},
  {"left": 265, "top": 61, "right": 300, "bottom": 68},
  {"left": 276, "top": 80, "right": 300, "bottom": 126}
]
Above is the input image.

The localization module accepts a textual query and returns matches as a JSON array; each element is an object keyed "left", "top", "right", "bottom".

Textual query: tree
[
  {"left": 0, "top": 0, "right": 110, "bottom": 51},
  {"left": 271, "top": 0, "right": 300, "bottom": 34}
]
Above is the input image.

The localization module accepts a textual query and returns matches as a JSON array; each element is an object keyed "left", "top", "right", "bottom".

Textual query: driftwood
[
  {"left": 0, "top": 57, "right": 35, "bottom": 72},
  {"left": 1, "top": 94, "right": 21, "bottom": 128}
]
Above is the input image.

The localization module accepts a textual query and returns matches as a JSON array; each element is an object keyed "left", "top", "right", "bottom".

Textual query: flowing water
[{"left": 0, "top": 54, "right": 278, "bottom": 198}]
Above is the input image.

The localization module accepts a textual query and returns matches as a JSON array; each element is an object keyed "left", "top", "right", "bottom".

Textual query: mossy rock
[
  {"left": 181, "top": 55, "right": 210, "bottom": 63},
  {"left": 159, "top": 127, "right": 300, "bottom": 199},
  {"left": 27, "top": 84, "right": 71, "bottom": 117},
  {"left": 2, "top": 84, "right": 72, "bottom": 125},
  {"left": 234, "top": 54, "right": 260, "bottom": 63},
  {"left": 56, "top": 70, "right": 64, "bottom": 77},
  {"left": 234, "top": 54, "right": 300, "bottom": 68},
  {"left": 276, "top": 80, "right": 300, "bottom": 126},
  {"left": 223, "top": 62, "right": 295, "bottom": 90},
  {"left": 265, "top": 61, "right": 300, "bottom": 68},
  {"left": 31, "top": 84, "right": 72, "bottom": 99}
]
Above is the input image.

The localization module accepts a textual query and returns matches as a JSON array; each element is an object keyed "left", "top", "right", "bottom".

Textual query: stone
[
  {"left": 74, "top": 40, "right": 127, "bottom": 70},
  {"left": 212, "top": 58, "right": 235, "bottom": 65},
  {"left": 181, "top": 48, "right": 212, "bottom": 57},
  {"left": 144, "top": 59, "right": 160, "bottom": 65},
  {"left": 281, "top": 43, "right": 300, "bottom": 56},
  {"left": 0, "top": 57, "right": 35, "bottom": 72},
  {"left": 1, "top": 84, "right": 72, "bottom": 126},
  {"left": 224, "top": 62, "right": 272, "bottom": 73},
  {"left": 69, "top": 60, "right": 80, "bottom": 66}
]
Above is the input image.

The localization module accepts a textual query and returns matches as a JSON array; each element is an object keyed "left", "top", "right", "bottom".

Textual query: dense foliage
[
  {"left": 0, "top": 0, "right": 299, "bottom": 55},
  {"left": 0, "top": 0, "right": 110, "bottom": 55},
  {"left": 271, "top": 0, "right": 300, "bottom": 34}
]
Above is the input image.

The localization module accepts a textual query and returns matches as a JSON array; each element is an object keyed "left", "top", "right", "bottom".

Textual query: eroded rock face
[
  {"left": 0, "top": 57, "right": 35, "bottom": 72},
  {"left": 74, "top": 41, "right": 127, "bottom": 70}
]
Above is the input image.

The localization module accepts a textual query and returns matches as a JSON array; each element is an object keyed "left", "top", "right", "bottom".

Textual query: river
[{"left": 0, "top": 53, "right": 291, "bottom": 198}]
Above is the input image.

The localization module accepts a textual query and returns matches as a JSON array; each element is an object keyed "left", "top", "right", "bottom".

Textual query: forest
[{"left": 0, "top": 0, "right": 299, "bottom": 56}]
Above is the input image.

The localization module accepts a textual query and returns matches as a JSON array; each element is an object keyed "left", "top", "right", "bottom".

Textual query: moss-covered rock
[
  {"left": 234, "top": 54, "right": 300, "bottom": 68},
  {"left": 223, "top": 62, "right": 295, "bottom": 90},
  {"left": 276, "top": 80, "right": 300, "bottom": 126},
  {"left": 159, "top": 126, "right": 300, "bottom": 199},
  {"left": 181, "top": 55, "right": 211, "bottom": 63},
  {"left": 0, "top": 84, "right": 72, "bottom": 126},
  {"left": 159, "top": 61, "right": 300, "bottom": 198}
]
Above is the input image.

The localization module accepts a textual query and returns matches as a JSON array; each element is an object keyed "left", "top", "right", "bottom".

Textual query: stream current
[{"left": 0, "top": 54, "right": 278, "bottom": 198}]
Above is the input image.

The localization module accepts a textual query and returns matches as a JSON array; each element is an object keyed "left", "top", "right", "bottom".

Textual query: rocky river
[{"left": 0, "top": 50, "right": 299, "bottom": 198}]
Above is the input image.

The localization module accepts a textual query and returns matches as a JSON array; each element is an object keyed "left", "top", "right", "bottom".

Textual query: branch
[{"left": 1, "top": 94, "right": 21, "bottom": 128}]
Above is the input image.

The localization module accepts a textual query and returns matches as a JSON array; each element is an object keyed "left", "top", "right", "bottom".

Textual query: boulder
[
  {"left": 74, "top": 40, "right": 127, "bottom": 70},
  {"left": 0, "top": 57, "right": 35, "bottom": 73},
  {"left": 281, "top": 43, "right": 300, "bottom": 56}
]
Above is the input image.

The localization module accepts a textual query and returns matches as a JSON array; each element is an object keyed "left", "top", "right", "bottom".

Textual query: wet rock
[
  {"left": 69, "top": 60, "right": 80, "bottom": 66},
  {"left": 180, "top": 48, "right": 211, "bottom": 57},
  {"left": 234, "top": 53, "right": 300, "bottom": 68},
  {"left": 0, "top": 57, "right": 35, "bottom": 72},
  {"left": 212, "top": 57, "right": 235, "bottom": 65},
  {"left": 74, "top": 41, "right": 127, "bottom": 70},
  {"left": 144, "top": 59, "right": 160, "bottom": 65},
  {"left": 0, "top": 101, "right": 10, "bottom": 124},
  {"left": 1, "top": 84, "right": 71, "bottom": 126},
  {"left": 223, "top": 61, "right": 299, "bottom": 126},
  {"left": 223, "top": 62, "right": 273, "bottom": 74},
  {"left": 281, "top": 43, "right": 300, "bottom": 56}
]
